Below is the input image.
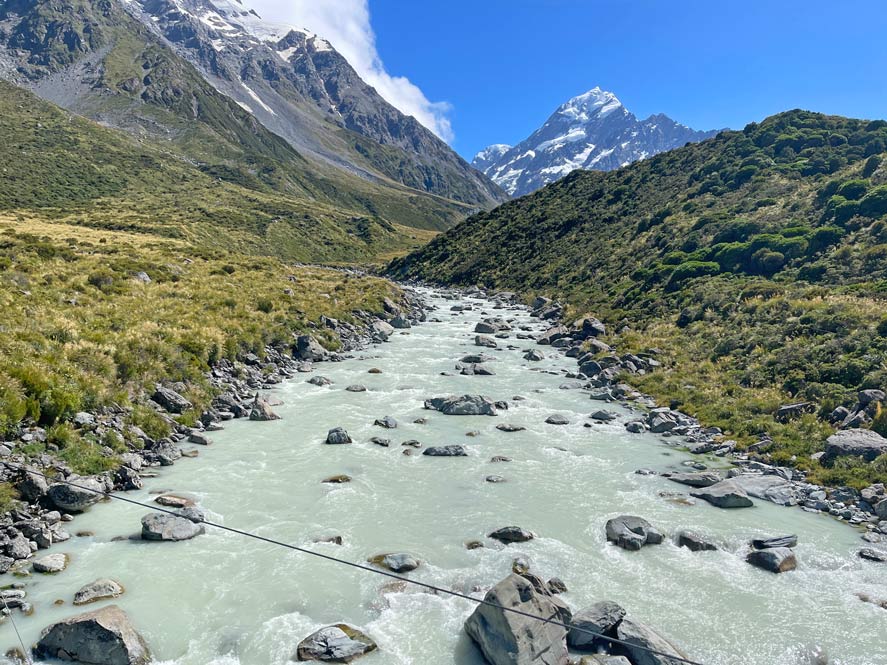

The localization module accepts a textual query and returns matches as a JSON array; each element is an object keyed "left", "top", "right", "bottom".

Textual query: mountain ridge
[{"left": 473, "top": 86, "right": 719, "bottom": 197}]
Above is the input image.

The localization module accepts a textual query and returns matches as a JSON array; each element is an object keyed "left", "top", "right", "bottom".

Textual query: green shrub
[
  {"left": 666, "top": 261, "right": 721, "bottom": 290},
  {"left": 837, "top": 179, "right": 870, "bottom": 201},
  {"left": 128, "top": 405, "right": 171, "bottom": 442},
  {"left": 858, "top": 185, "right": 887, "bottom": 218},
  {"left": 0, "top": 483, "right": 19, "bottom": 513}
]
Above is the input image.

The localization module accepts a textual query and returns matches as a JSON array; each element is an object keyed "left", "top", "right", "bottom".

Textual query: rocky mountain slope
[
  {"left": 0, "top": 0, "right": 503, "bottom": 237},
  {"left": 395, "top": 110, "right": 887, "bottom": 486},
  {"left": 473, "top": 87, "right": 718, "bottom": 197}
]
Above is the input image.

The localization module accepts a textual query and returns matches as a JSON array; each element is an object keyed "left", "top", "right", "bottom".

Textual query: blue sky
[{"left": 366, "top": 0, "right": 887, "bottom": 160}]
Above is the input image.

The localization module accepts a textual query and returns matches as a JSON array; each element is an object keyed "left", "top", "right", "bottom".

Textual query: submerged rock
[
  {"left": 464, "top": 574, "right": 569, "bottom": 665},
  {"left": 605, "top": 516, "right": 663, "bottom": 551},
  {"left": 296, "top": 624, "right": 377, "bottom": 662},
  {"left": 423, "top": 445, "right": 468, "bottom": 457},
  {"left": 34, "top": 605, "right": 150, "bottom": 665},
  {"left": 74, "top": 579, "right": 125, "bottom": 605}
]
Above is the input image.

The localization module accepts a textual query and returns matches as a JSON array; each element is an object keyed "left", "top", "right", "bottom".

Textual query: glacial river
[{"left": 3, "top": 290, "right": 885, "bottom": 665}]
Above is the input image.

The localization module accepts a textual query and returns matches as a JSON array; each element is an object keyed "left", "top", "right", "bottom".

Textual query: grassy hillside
[
  {"left": 0, "top": 79, "right": 447, "bottom": 261},
  {"left": 391, "top": 110, "right": 887, "bottom": 487},
  {"left": 0, "top": 0, "right": 481, "bottom": 235},
  {"left": 0, "top": 216, "right": 401, "bottom": 472}
]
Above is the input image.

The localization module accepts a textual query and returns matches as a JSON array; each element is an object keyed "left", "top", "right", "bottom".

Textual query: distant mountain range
[{"left": 472, "top": 87, "right": 720, "bottom": 197}]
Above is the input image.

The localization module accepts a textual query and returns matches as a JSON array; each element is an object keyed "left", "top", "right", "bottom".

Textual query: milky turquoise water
[{"left": 3, "top": 290, "right": 885, "bottom": 665}]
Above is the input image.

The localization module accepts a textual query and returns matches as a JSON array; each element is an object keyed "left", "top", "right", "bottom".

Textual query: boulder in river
[
  {"left": 307, "top": 376, "right": 333, "bottom": 387},
  {"left": 423, "top": 445, "right": 468, "bottom": 457},
  {"left": 34, "top": 605, "right": 150, "bottom": 665},
  {"left": 424, "top": 395, "right": 497, "bottom": 416},
  {"left": 325, "top": 428, "right": 352, "bottom": 445},
  {"left": 690, "top": 480, "right": 753, "bottom": 508},
  {"left": 141, "top": 507, "right": 205, "bottom": 542},
  {"left": 545, "top": 414, "right": 570, "bottom": 425},
  {"left": 605, "top": 516, "right": 663, "bottom": 551},
  {"left": 488, "top": 526, "right": 534, "bottom": 544},
  {"left": 615, "top": 617, "right": 689, "bottom": 665},
  {"left": 373, "top": 416, "right": 397, "bottom": 429},
  {"left": 295, "top": 624, "right": 377, "bottom": 662},
  {"left": 823, "top": 429, "right": 887, "bottom": 463},
  {"left": 568, "top": 600, "right": 626, "bottom": 650},
  {"left": 523, "top": 350, "right": 544, "bottom": 362},
  {"left": 497, "top": 424, "right": 526, "bottom": 432},
  {"left": 475, "top": 335, "right": 498, "bottom": 348},
  {"left": 858, "top": 548, "right": 887, "bottom": 563},
  {"left": 746, "top": 547, "right": 797, "bottom": 573},
  {"left": 676, "top": 531, "right": 717, "bottom": 552},
  {"left": 48, "top": 478, "right": 105, "bottom": 512},
  {"left": 74, "top": 579, "right": 125, "bottom": 605},
  {"left": 33, "top": 552, "right": 69, "bottom": 573},
  {"left": 368, "top": 553, "right": 421, "bottom": 573},
  {"left": 464, "top": 573, "right": 569, "bottom": 665}
]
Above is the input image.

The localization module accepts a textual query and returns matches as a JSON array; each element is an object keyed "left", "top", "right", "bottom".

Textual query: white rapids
[{"left": 3, "top": 289, "right": 885, "bottom": 665}]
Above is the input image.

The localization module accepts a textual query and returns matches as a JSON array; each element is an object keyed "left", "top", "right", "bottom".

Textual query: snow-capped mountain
[{"left": 473, "top": 87, "right": 719, "bottom": 197}]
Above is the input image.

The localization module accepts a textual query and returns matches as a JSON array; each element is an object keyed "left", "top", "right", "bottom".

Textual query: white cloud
[{"left": 247, "top": 0, "right": 454, "bottom": 142}]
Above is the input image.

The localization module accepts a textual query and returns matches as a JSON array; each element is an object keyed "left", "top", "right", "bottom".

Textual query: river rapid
[{"left": 3, "top": 288, "right": 885, "bottom": 665}]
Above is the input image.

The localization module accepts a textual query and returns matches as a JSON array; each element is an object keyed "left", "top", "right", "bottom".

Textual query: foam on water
[{"left": 2, "top": 289, "right": 885, "bottom": 665}]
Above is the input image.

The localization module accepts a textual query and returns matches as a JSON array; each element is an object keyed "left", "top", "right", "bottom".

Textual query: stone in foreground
[
  {"left": 615, "top": 617, "right": 689, "bottom": 665},
  {"left": 690, "top": 480, "right": 753, "bottom": 508},
  {"left": 568, "top": 600, "right": 626, "bottom": 650},
  {"left": 605, "top": 516, "right": 663, "bottom": 551},
  {"left": 746, "top": 547, "right": 797, "bottom": 573},
  {"left": 74, "top": 579, "right": 125, "bottom": 605},
  {"left": 296, "top": 624, "right": 377, "bottom": 662},
  {"left": 34, "top": 605, "right": 150, "bottom": 665},
  {"left": 464, "top": 574, "right": 569, "bottom": 665}
]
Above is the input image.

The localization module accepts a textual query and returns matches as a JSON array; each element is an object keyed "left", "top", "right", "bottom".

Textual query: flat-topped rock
[
  {"left": 690, "top": 480, "right": 753, "bottom": 508},
  {"left": 665, "top": 471, "right": 722, "bottom": 488},
  {"left": 141, "top": 508, "right": 205, "bottom": 542},
  {"left": 824, "top": 429, "right": 887, "bottom": 463},
  {"left": 35, "top": 605, "right": 150, "bottom": 665},
  {"left": 33, "top": 552, "right": 69, "bottom": 573},
  {"left": 74, "top": 579, "right": 125, "bottom": 605},
  {"left": 424, "top": 395, "right": 497, "bottom": 416}
]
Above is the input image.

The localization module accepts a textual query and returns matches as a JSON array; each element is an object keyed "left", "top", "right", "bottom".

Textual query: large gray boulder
[
  {"left": 48, "top": 478, "right": 105, "bottom": 512},
  {"left": 296, "top": 335, "right": 328, "bottom": 362},
  {"left": 325, "top": 428, "right": 352, "bottom": 445},
  {"left": 141, "top": 508, "right": 205, "bottom": 541},
  {"left": 423, "top": 445, "right": 468, "bottom": 457},
  {"left": 568, "top": 601, "right": 626, "bottom": 650},
  {"left": 824, "top": 429, "right": 887, "bottom": 463},
  {"left": 33, "top": 552, "right": 69, "bottom": 573},
  {"left": 152, "top": 386, "right": 191, "bottom": 414},
  {"left": 249, "top": 396, "right": 280, "bottom": 421},
  {"left": 296, "top": 624, "right": 377, "bottom": 662},
  {"left": 488, "top": 526, "right": 535, "bottom": 544},
  {"left": 464, "top": 574, "right": 569, "bottom": 665},
  {"left": 605, "top": 516, "right": 663, "bottom": 551},
  {"left": 34, "top": 605, "right": 150, "bottom": 665},
  {"left": 729, "top": 474, "right": 796, "bottom": 506},
  {"left": 690, "top": 480, "right": 753, "bottom": 508},
  {"left": 424, "top": 395, "right": 497, "bottom": 416},
  {"left": 371, "top": 320, "right": 395, "bottom": 342},
  {"left": 615, "top": 618, "right": 689, "bottom": 665}
]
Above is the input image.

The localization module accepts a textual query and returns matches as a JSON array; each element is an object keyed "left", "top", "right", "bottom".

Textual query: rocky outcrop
[
  {"left": 424, "top": 395, "right": 498, "bottom": 416},
  {"left": 152, "top": 386, "right": 192, "bottom": 414},
  {"left": 34, "top": 605, "right": 150, "bottom": 665},
  {"left": 605, "top": 516, "right": 663, "bottom": 551},
  {"left": 464, "top": 573, "right": 570, "bottom": 665},
  {"left": 295, "top": 624, "right": 378, "bottom": 662}
]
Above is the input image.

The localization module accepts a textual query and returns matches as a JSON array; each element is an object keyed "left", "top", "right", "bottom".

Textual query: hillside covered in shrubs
[{"left": 391, "top": 110, "right": 887, "bottom": 486}]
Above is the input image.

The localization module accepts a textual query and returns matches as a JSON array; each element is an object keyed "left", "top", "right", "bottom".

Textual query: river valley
[{"left": 3, "top": 289, "right": 886, "bottom": 665}]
